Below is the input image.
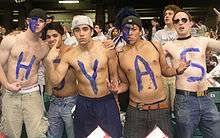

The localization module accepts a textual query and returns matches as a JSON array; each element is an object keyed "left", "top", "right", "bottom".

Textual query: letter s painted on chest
[
  {"left": 78, "top": 59, "right": 99, "bottom": 94},
  {"left": 134, "top": 55, "right": 157, "bottom": 92},
  {"left": 180, "top": 48, "right": 205, "bottom": 82}
]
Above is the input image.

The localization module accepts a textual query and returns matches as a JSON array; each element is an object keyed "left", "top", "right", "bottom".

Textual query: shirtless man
[
  {"left": 46, "top": 15, "right": 122, "bottom": 138},
  {"left": 163, "top": 10, "right": 220, "bottom": 138},
  {"left": 116, "top": 15, "right": 189, "bottom": 138},
  {"left": 0, "top": 9, "right": 49, "bottom": 137},
  {"left": 45, "top": 22, "right": 78, "bottom": 138}
]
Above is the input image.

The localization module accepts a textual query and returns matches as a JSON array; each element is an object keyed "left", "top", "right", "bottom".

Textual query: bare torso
[
  {"left": 5, "top": 32, "right": 49, "bottom": 87},
  {"left": 164, "top": 37, "right": 208, "bottom": 91},
  {"left": 52, "top": 46, "right": 77, "bottom": 97},
  {"left": 64, "top": 41, "right": 111, "bottom": 98},
  {"left": 119, "top": 40, "right": 166, "bottom": 104}
]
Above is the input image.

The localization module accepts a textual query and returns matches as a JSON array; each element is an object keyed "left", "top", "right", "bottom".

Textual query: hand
[
  {"left": 176, "top": 60, "right": 190, "bottom": 75},
  {"left": 46, "top": 40, "right": 60, "bottom": 62},
  {"left": 213, "top": 8, "right": 220, "bottom": 22},
  {"left": 102, "top": 39, "right": 115, "bottom": 50},
  {"left": 106, "top": 79, "right": 119, "bottom": 94},
  {"left": 6, "top": 81, "right": 21, "bottom": 92}
]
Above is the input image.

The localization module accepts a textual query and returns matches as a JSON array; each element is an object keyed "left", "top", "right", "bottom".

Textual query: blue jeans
[
  {"left": 174, "top": 91, "right": 220, "bottom": 138},
  {"left": 48, "top": 96, "right": 77, "bottom": 138}
]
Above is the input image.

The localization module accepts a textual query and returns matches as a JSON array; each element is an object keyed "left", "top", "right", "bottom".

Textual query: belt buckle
[{"left": 197, "top": 91, "right": 204, "bottom": 97}]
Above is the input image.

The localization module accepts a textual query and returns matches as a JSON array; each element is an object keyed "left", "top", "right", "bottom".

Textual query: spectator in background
[
  {"left": 93, "top": 24, "right": 107, "bottom": 41},
  {"left": 63, "top": 24, "right": 78, "bottom": 46},
  {"left": 46, "top": 15, "right": 55, "bottom": 24},
  {"left": 110, "top": 27, "right": 120, "bottom": 39},
  {"left": 153, "top": 5, "right": 181, "bottom": 112},
  {"left": 149, "top": 17, "right": 161, "bottom": 40}
]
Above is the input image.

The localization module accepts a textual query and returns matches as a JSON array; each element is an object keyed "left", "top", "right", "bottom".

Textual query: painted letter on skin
[
  {"left": 16, "top": 52, "right": 36, "bottom": 80},
  {"left": 53, "top": 58, "right": 65, "bottom": 91},
  {"left": 180, "top": 48, "right": 205, "bottom": 82},
  {"left": 78, "top": 59, "right": 99, "bottom": 94},
  {"left": 134, "top": 55, "right": 157, "bottom": 92}
]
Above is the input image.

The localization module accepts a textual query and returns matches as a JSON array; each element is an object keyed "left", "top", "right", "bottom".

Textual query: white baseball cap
[{"left": 72, "top": 15, "right": 93, "bottom": 29}]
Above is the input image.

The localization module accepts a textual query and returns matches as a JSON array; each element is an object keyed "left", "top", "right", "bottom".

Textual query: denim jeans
[
  {"left": 48, "top": 96, "right": 77, "bottom": 138},
  {"left": 174, "top": 91, "right": 220, "bottom": 138}
]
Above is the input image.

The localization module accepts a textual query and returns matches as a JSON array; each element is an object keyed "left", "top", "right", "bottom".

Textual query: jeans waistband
[
  {"left": 176, "top": 89, "right": 208, "bottom": 97},
  {"left": 51, "top": 95, "right": 78, "bottom": 106}
]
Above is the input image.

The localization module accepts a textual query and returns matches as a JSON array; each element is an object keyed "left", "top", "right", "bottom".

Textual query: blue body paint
[
  {"left": 134, "top": 55, "right": 157, "bottom": 92},
  {"left": 53, "top": 58, "right": 65, "bottom": 91},
  {"left": 16, "top": 52, "right": 36, "bottom": 79},
  {"left": 122, "top": 24, "right": 132, "bottom": 44},
  {"left": 29, "top": 17, "right": 39, "bottom": 33},
  {"left": 78, "top": 59, "right": 99, "bottom": 94},
  {"left": 180, "top": 48, "right": 205, "bottom": 82},
  {"left": 53, "top": 79, "right": 65, "bottom": 91}
]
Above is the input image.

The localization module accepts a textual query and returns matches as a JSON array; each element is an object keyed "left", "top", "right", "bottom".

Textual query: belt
[
  {"left": 129, "top": 100, "right": 169, "bottom": 111},
  {"left": 176, "top": 89, "right": 207, "bottom": 97},
  {"left": 19, "top": 84, "right": 39, "bottom": 94}
]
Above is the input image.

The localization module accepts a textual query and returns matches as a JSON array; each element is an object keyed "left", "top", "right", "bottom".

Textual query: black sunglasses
[{"left": 173, "top": 18, "right": 188, "bottom": 24}]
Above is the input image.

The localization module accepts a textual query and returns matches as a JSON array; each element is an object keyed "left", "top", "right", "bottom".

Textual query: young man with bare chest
[
  {"left": 116, "top": 16, "right": 189, "bottom": 138},
  {"left": 46, "top": 15, "right": 122, "bottom": 138},
  {"left": 0, "top": 9, "right": 49, "bottom": 137},
  {"left": 45, "top": 22, "right": 78, "bottom": 138},
  {"left": 163, "top": 10, "right": 220, "bottom": 138}
]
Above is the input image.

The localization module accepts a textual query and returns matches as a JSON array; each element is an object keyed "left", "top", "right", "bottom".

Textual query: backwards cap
[
  {"left": 28, "top": 8, "right": 47, "bottom": 21},
  {"left": 72, "top": 15, "right": 93, "bottom": 29},
  {"left": 122, "top": 15, "right": 142, "bottom": 28}
]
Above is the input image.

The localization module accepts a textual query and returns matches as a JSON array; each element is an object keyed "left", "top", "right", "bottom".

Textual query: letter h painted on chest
[{"left": 16, "top": 52, "right": 36, "bottom": 79}]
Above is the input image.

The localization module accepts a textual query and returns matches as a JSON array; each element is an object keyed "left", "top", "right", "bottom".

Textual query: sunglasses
[{"left": 173, "top": 18, "right": 188, "bottom": 24}]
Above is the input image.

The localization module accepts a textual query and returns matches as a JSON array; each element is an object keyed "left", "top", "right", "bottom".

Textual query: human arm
[
  {"left": 45, "top": 43, "right": 70, "bottom": 86},
  {"left": 0, "top": 36, "right": 21, "bottom": 91},
  {"left": 207, "top": 37, "right": 220, "bottom": 52},
  {"left": 152, "top": 41, "right": 190, "bottom": 77}
]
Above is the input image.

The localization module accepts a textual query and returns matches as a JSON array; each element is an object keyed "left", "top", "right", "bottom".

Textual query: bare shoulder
[{"left": 0, "top": 33, "right": 18, "bottom": 49}]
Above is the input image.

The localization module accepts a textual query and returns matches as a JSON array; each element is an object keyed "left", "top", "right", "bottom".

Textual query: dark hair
[
  {"left": 163, "top": 5, "right": 181, "bottom": 15},
  {"left": 172, "top": 9, "right": 192, "bottom": 21},
  {"left": 45, "top": 22, "right": 64, "bottom": 35}
]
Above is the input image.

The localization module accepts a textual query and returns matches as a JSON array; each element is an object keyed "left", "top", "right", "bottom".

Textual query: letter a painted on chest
[
  {"left": 134, "top": 55, "right": 157, "bottom": 92},
  {"left": 16, "top": 52, "right": 36, "bottom": 79},
  {"left": 78, "top": 59, "right": 99, "bottom": 94}
]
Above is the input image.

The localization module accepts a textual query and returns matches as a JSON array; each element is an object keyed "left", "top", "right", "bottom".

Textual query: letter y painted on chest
[
  {"left": 16, "top": 52, "right": 36, "bottom": 79},
  {"left": 134, "top": 55, "right": 157, "bottom": 92},
  {"left": 78, "top": 59, "right": 99, "bottom": 94}
]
